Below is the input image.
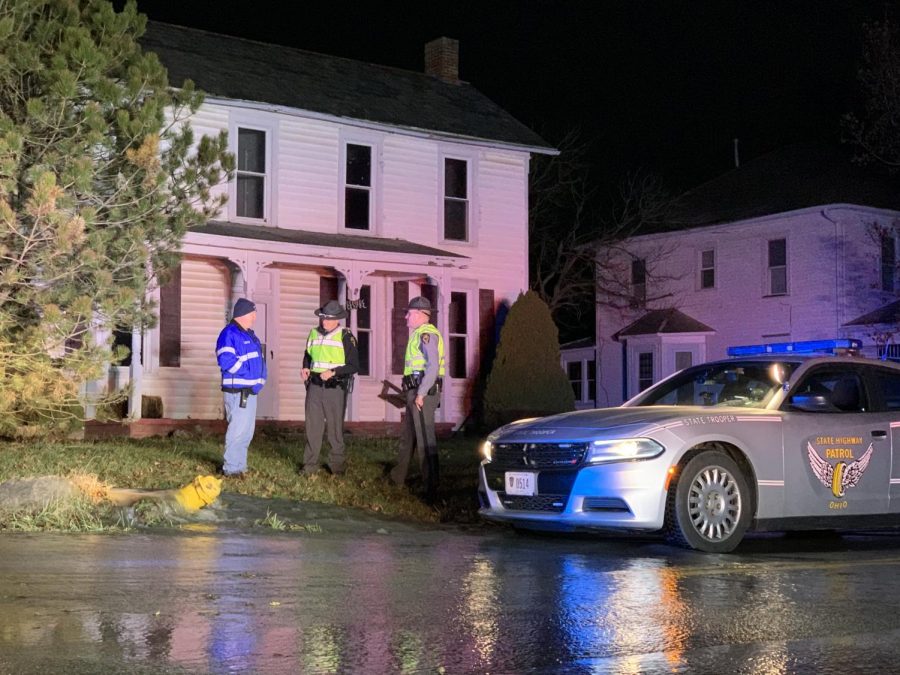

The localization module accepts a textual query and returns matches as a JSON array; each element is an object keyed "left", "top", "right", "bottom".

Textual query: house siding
[{"left": 141, "top": 257, "right": 229, "bottom": 419}]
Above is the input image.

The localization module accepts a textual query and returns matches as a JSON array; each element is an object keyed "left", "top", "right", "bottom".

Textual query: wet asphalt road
[{"left": 3, "top": 497, "right": 900, "bottom": 673}]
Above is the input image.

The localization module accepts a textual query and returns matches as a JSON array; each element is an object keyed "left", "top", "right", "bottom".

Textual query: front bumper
[{"left": 478, "top": 456, "right": 671, "bottom": 532}]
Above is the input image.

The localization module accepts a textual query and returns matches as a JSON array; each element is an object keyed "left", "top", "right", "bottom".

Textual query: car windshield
[{"left": 632, "top": 360, "right": 800, "bottom": 408}]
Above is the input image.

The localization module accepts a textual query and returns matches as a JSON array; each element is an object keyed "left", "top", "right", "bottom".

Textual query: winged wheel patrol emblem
[{"left": 807, "top": 442, "right": 874, "bottom": 498}]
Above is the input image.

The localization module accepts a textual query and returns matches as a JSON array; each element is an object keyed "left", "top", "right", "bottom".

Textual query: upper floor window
[
  {"left": 631, "top": 258, "right": 646, "bottom": 308},
  {"left": 767, "top": 238, "right": 787, "bottom": 296},
  {"left": 882, "top": 234, "right": 896, "bottom": 293},
  {"left": 345, "top": 143, "right": 372, "bottom": 231},
  {"left": 444, "top": 158, "right": 468, "bottom": 241},
  {"left": 448, "top": 291, "right": 467, "bottom": 378},
  {"left": 700, "top": 249, "right": 715, "bottom": 289},
  {"left": 236, "top": 128, "right": 266, "bottom": 220}
]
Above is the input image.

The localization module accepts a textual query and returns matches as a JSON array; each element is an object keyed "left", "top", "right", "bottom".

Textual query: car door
[
  {"left": 780, "top": 364, "right": 890, "bottom": 517},
  {"left": 858, "top": 364, "right": 900, "bottom": 513}
]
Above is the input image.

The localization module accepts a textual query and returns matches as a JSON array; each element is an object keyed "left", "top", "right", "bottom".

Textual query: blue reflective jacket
[{"left": 216, "top": 322, "right": 267, "bottom": 394}]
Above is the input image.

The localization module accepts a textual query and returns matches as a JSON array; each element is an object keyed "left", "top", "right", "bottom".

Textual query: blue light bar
[{"left": 727, "top": 338, "right": 862, "bottom": 357}]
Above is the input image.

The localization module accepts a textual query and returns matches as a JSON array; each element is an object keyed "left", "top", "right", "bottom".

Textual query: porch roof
[
  {"left": 844, "top": 299, "right": 900, "bottom": 327},
  {"left": 190, "top": 221, "right": 468, "bottom": 259},
  {"left": 614, "top": 308, "right": 715, "bottom": 339}
]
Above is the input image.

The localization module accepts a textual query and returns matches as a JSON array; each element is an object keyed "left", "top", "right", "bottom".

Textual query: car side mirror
[{"left": 788, "top": 393, "right": 833, "bottom": 412}]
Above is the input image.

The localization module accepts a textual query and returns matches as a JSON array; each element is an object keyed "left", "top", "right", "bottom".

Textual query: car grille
[
  {"left": 491, "top": 442, "right": 589, "bottom": 470},
  {"left": 484, "top": 443, "right": 588, "bottom": 513},
  {"left": 501, "top": 494, "right": 568, "bottom": 512}
]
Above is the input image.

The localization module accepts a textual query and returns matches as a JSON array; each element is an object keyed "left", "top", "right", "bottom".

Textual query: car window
[
  {"left": 786, "top": 368, "right": 867, "bottom": 413},
  {"left": 862, "top": 366, "right": 900, "bottom": 412},
  {"left": 635, "top": 361, "right": 796, "bottom": 408}
]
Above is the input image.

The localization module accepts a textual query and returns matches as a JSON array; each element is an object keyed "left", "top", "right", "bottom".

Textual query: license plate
[{"left": 505, "top": 471, "right": 536, "bottom": 496}]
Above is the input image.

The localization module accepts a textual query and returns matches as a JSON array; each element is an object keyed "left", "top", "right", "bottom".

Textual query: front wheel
[{"left": 665, "top": 451, "right": 752, "bottom": 553}]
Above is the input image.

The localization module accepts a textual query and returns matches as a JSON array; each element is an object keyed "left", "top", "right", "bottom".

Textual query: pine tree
[
  {"left": 483, "top": 291, "right": 575, "bottom": 428},
  {"left": 0, "top": 0, "right": 234, "bottom": 436}
]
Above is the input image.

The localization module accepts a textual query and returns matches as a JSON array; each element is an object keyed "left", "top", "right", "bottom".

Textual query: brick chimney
[{"left": 424, "top": 37, "right": 459, "bottom": 83}]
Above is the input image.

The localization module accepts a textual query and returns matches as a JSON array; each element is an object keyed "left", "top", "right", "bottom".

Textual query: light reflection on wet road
[{"left": 4, "top": 513, "right": 900, "bottom": 673}]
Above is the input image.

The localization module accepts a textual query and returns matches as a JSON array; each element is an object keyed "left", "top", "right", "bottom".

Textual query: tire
[{"left": 665, "top": 451, "right": 752, "bottom": 553}]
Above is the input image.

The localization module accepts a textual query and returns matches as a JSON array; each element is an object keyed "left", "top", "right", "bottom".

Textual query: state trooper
[
  {"left": 390, "top": 296, "right": 445, "bottom": 503},
  {"left": 216, "top": 297, "right": 267, "bottom": 477},
  {"left": 301, "top": 299, "right": 359, "bottom": 475}
]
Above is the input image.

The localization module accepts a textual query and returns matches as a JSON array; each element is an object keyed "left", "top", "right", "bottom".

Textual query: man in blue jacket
[{"left": 216, "top": 298, "right": 267, "bottom": 477}]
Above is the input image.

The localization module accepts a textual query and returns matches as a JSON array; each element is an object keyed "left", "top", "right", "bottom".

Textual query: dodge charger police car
[{"left": 478, "top": 339, "right": 900, "bottom": 552}]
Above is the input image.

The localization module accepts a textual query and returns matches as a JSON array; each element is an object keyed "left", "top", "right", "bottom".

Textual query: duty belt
[
  {"left": 308, "top": 372, "right": 349, "bottom": 389},
  {"left": 402, "top": 373, "right": 443, "bottom": 394}
]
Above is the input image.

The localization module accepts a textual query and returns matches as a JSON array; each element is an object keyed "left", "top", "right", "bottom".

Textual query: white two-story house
[
  {"left": 592, "top": 144, "right": 900, "bottom": 407},
  {"left": 97, "top": 22, "right": 554, "bottom": 435}
]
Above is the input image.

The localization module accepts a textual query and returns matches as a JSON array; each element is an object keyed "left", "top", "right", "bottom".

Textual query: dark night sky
[{"left": 130, "top": 0, "right": 889, "bottom": 194}]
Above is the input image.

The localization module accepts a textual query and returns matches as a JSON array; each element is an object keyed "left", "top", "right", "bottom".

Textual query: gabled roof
[
  {"left": 190, "top": 221, "right": 467, "bottom": 259},
  {"left": 141, "top": 22, "right": 553, "bottom": 152},
  {"left": 614, "top": 308, "right": 714, "bottom": 339},
  {"left": 844, "top": 300, "right": 900, "bottom": 327},
  {"left": 668, "top": 143, "right": 900, "bottom": 228}
]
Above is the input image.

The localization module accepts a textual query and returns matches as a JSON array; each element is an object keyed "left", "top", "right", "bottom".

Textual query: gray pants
[
  {"left": 303, "top": 384, "right": 347, "bottom": 473},
  {"left": 390, "top": 388, "right": 439, "bottom": 491}
]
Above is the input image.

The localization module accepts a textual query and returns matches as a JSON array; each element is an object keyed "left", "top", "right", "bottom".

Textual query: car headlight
[
  {"left": 587, "top": 438, "right": 665, "bottom": 464},
  {"left": 480, "top": 417, "right": 539, "bottom": 463},
  {"left": 481, "top": 440, "right": 493, "bottom": 462}
]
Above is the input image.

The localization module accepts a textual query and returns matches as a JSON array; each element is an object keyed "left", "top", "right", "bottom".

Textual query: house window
[
  {"left": 700, "top": 249, "right": 715, "bottom": 289},
  {"left": 444, "top": 158, "right": 468, "bottom": 241},
  {"left": 357, "top": 285, "right": 371, "bottom": 376},
  {"left": 567, "top": 362, "right": 582, "bottom": 400},
  {"left": 882, "top": 235, "right": 896, "bottom": 293},
  {"left": 767, "top": 238, "right": 787, "bottom": 296},
  {"left": 236, "top": 128, "right": 266, "bottom": 220},
  {"left": 675, "top": 351, "right": 693, "bottom": 371},
  {"left": 587, "top": 359, "right": 596, "bottom": 402},
  {"left": 631, "top": 258, "right": 646, "bottom": 308},
  {"left": 345, "top": 143, "right": 372, "bottom": 230},
  {"left": 638, "top": 352, "right": 653, "bottom": 391},
  {"left": 449, "top": 291, "right": 467, "bottom": 378}
]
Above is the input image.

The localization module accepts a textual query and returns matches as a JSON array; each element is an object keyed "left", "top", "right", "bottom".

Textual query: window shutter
[
  {"left": 159, "top": 264, "right": 181, "bottom": 368},
  {"left": 422, "top": 283, "right": 438, "bottom": 324},
  {"left": 319, "top": 276, "right": 339, "bottom": 306},
  {"left": 478, "top": 289, "right": 495, "bottom": 375},
  {"left": 391, "top": 281, "right": 409, "bottom": 374}
]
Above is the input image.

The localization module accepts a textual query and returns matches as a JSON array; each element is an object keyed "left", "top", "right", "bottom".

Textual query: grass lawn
[{"left": 0, "top": 428, "right": 487, "bottom": 530}]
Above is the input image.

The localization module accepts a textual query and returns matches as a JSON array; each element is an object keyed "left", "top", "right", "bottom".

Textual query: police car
[{"left": 478, "top": 339, "right": 900, "bottom": 552}]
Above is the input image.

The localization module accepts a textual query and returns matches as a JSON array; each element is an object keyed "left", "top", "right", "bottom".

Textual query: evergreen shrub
[{"left": 483, "top": 291, "right": 575, "bottom": 428}]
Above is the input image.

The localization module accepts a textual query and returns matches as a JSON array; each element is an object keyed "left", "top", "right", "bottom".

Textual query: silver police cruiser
[{"left": 478, "top": 339, "right": 900, "bottom": 552}]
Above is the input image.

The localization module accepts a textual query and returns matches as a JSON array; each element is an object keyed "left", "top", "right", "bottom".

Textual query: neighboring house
[
  {"left": 587, "top": 144, "right": 900, "bottom": 407},
  {"left": 99, "top": 23, "right": 554, "bottom": 432}
]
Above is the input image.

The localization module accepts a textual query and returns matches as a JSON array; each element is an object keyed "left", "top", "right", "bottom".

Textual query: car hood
[{"left": 492, "top": 406, "right": 733, "bottom": 443}]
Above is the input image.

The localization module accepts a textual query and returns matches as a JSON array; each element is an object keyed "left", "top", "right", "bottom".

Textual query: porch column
[
  {"left": 128, "top": 327, "right": 143, "bottom": 420},
  {"left": 333, "top": 262, "right": 374, "bottom": 422}
]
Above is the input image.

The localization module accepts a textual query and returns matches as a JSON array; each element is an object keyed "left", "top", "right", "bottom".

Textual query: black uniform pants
[{"left": 390, "top": 388, "right": 439, "bottom": 498}]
